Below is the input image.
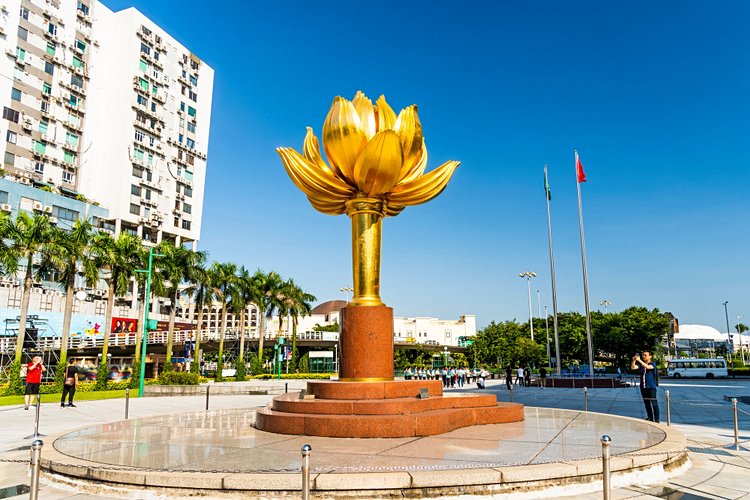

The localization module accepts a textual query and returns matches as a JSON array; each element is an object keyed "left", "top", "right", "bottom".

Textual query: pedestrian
[
  {"left": 24, "top": 355, "right": 45, "bottom": 410},
  {"left": 61, "top": 358, "right": 79, "bottom": 408},
  {"left": 524, "top": 366, "right": 531, "bottom": 387},
  {"left": 539, "top": 367, "right": 547, "bottom": 388},
  {"left": 631, "top": 350, "right": 660, "bottom": 423},
  {"left": 516, "top": 366, "right": 524, "bottom": 386},
  {"left": 617, "top": 367, "right": 622, "bottom": 380},
  {"left": 505, "top": 366, "right": 512, "bottom": 390}
]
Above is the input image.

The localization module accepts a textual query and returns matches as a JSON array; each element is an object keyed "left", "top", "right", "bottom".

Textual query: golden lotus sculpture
[{"left": 277, "top": 91, "right": 459, "bottom": 307}]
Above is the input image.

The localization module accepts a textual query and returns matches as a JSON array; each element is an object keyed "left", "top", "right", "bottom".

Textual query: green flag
[{"left": 544, "top": 168, "right": 551, "bottom": 200}]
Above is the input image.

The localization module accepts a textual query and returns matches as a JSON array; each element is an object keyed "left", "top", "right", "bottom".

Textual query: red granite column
[{"left": 339, "top": 305, "right": 394, "bottom": 381}]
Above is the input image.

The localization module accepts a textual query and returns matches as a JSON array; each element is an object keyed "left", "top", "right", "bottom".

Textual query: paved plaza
[{"left": 0, "top": 378, "right": 748, "bottom": 498}]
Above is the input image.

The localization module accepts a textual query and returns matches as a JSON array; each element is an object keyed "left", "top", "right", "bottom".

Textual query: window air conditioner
[
  {"left": 49, "top": 216, "right": 58, "bottom": 224},
  {"left": 0, "top": 204, "right": 11, "bottom": 212},
  {"left": 32, "top": 201, "right": 43, "bottom": 211},
  {"left": 43, "top": 205, "right": 52, "bottom": 213}
]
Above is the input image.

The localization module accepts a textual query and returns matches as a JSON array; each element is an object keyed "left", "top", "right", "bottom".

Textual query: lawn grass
[{"left": 0, "top": 389, "right": 126, "bottom": 407}]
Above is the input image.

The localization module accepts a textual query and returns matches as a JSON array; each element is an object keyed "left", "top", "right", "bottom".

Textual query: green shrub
[
  {"left": 128, "top": 361, "right": 141, "bottom": 389},
  {"left": 252, "top": 373, "right": 334, "bottom": 380},
  {"left": 4, "top": 361, "right": 23, "bottom": 396},
  {"left": 235, "top": 358, "right": 247, "bottom": 381},
  {"left": 250, "top": 357, "right": 264, "bottom": 375},
  {"left": 297, "top": 353, "right": 309, "bottom": 373},
  {"left": 95, "top": 364, "right": 109, "bottom": 390},
  {"left": 158, "top": 371, "right": 200, "bottom": 385}
]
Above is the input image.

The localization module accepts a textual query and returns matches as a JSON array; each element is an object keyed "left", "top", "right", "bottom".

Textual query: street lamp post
[
  {"left": 723, "top": 301, "right": 733, "bottom": 367},
  {"left": 545, "top": 305, "right": 551, "bottom": 370},
  {"left": 736, "top": 315, "right": 745, "bottom": 365},
  {"left": 600, "top": 300, "right": 612, "bottom": 314},
  {"left": 443, "top": 346, "right": 449, "bottom": 368},
  {"left": 135, "top": 247, "right": 164, "bottom": 397},
  {"left": 519, "top": 272, "right": 537, "bottom": 341},
  {"left": 339, "top": 286, "right": 353, "bottom": 302}
]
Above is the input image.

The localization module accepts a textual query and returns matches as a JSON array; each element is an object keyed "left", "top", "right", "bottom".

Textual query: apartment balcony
[
  {"left": 62, "top": 120, "right": 83, "bottom": 133},
  {"left": 59, "top": 80, "right": 86, "bottom": 95},
  {"left": 62, "top": 141, "right": 78, "bottom": 153},
  {"left": 76, "top": 9, "right": 92, "bottom": 24},
  {"left": 64, "top": 101, "right": 85, "bottom": 114},
  {"left": 152, "top": 92, "right": 166, "bottom": 104},
  {"left": 131, "top": 101, "right": 165, "bottom": 125}
]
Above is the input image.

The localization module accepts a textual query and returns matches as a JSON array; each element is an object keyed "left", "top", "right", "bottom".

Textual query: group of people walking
[{"left": 403, "top": 367, "right": 489, "bottom": 388}]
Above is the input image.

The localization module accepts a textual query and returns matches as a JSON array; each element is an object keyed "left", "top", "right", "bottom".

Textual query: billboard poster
[{"left": 111, "top": 317, "right": 138, "bottom": 334}]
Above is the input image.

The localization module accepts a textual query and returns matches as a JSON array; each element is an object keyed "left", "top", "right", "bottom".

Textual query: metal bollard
[
  {"left": 29, "top": 439, "right": 43, "bottom": 500},
  {"left": 25, "top": 395, "right": 46, "bottom": 439},
  {"left": 665, "top": 390, "right": 670, "bottom": 426},
  {"left": 301, "top": 444, "right": 311, "bottom": 500},
  {"left": 733, "top": 398, "right": 739, "bottom": 449},
  {"left": 205, "top": 385, "right": 210, "bottom": 411},
  {"left": 285, "top": 382, "right": 288, "bottom": 394},
  {"left": 125, "top": 388, "right": 130, "bottom": 420},
  {"left": 509, "top": 386, "right": 513, "bottom": 402},
  {"left": 601, "top": 435, "right": 611, "bottom": 500},
  {"left": 584, "top": 386, "right": 588, "bottom": 412}
]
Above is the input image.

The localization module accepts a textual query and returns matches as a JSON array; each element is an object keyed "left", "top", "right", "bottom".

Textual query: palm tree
[
  {"left": 155, "top": 243, "right": 205, "bottom": 372},
  {"left": 1, "top": 212, "right": 58, "bottom": 363},
  {"left": 91, "top": 232, "right": 143, "bottom": 384},
  {"left": 231, "top": 266, "right": 256, "bottom": 373},
  {"left": 210, "top": 261, "right": 236, "bottom": 380},
  {"left": 187, "top": 253, "right": 211, "bottom": 374},
  {"left": 47, "top": 220, "right": 99, "bottom": 364},
  {"left": 284, "top": 279, "right": 317, "bottom": 370},
  {"left": 250, "top": 270, "right": 282, "bottom": 363}
]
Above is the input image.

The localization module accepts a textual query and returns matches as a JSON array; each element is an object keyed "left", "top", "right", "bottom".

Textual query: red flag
[{"left": 575, "top": 151, "right": 587, "bottom": 183}]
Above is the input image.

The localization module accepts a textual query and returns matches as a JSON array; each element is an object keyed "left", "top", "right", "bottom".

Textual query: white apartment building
[{"left": 0, "top": 0, "right": 213, "bottom": 248}]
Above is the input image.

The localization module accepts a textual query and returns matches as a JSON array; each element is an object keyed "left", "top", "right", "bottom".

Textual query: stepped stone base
[{"left": 255, "top": 380, "right": 524, "bottom": 438}]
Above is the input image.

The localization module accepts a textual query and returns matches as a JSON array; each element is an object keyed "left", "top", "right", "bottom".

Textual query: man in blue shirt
[{"left": 631, "top": 350, "right": 659, "bottom": 423}]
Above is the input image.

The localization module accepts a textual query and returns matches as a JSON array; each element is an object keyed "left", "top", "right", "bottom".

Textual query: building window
[
  {"left": 67, "top": 114, "right": 79, "bottom": 126},
  {"left": 34, "top": 162, "right": 44, "bottom": 174},
  {"left": 178, "top": 134, "right": 183, "bottom": 143},
  {"left": 189, "top": 75, "right": 198, "bottom": 86},
  {"left": 53, "top": 205, "right": 79, "bottom": 221},
  {"left": 140, "top": 43, "right": 150, "bottom": 55},
  {"left": 135, "top": 130, "right": 144, "bottom": 142},
  {"left": 184, "top": 186, "right": 192, "bottom": 197},
  {"left": 3, "top": 107, "right": 20, "bottom": 123},
  {"left": 181, "top": 220, "right": 191, "bottom": 230},
  {"left": 180, "top": 101, "right": 185, "bottom": 111},
  {"left": 0, "top": 191, "right": 8, "bottom": 204},
  {"left": 71, "top": 75, "right": 83, "bottom": 89},
  {"left": 186, "top": 138, "right": 195, "bottom": 149},
  {"left": 187, "top": 122, "right": 196, "bottom": 133},
  {"left": 72, "top": 57, "right": 84, "bottom": 69},
  {"left": 11, "top": 88, "right": 21, "bottom": 101},
  {"left": 63, "top": 151, "right": 76, "bottom": 165},
  {"left": 18, "top": 27, "right": 27, "bottom": 41},
  {"left": 139, "top": 59, "right": 148, "bottom": 72},
  {"left": 13, "top": 66, "right": 24, "bottom": 81},
  {"left": 145, "top": 170, "right": 153, "bottom": 182},
  {"left": 183, "top": 203, "right": 191, "bottom": 214},
  {"left": 187, "top": 106, "right": 196, "bottom": 117},
  {"left": 39, "top": 122, "right": 48, "bottom": 134},
  {"left": 6, "top": 131, "right": 16, "bottom": 144},
  {"left": 42, "top": 83, "right": 52, "bottom": 95},
  {"left": 139, "top": 78, "right": 148, "bottom": 92},
  {"left": 75, "top": 39, "right": 87, "bottom": 53},
  {"left": 4, "top": 152, "right": 15, "bottom": 166},
  {"left": 33, "top": 141, "right": 46, "bottom": 154},
  {"left": 62, "top": 171, "right": 73, "bottom": 183},
  {"left": 154, "top": 51, "right": 160, "bottom": 61},
  {"left": 136, "top": 94, "right": 147, "bottom": 106},
  {"left": 46, "top": 43, "right": 56, "bottom": 56},
  {"left": 132, "top": 166, "right": 142, "bottom": 178},
  {"left": 20, "top": 7, "right": 29, "bottom": 19},
  {"left": 147, "top": 153, "right": 154, "bottom": 165},
  {"left": 77, "top": 1, "right": 90, "bottom": 15},
  {"left": 44, "top": 62, "right": 54, "bottom": 75},
  {"left": 129, "top": 204, "right": 140, "bottom": 216},
  {"left": 16, "top": 48, "right": 26, "bottom": 61},
  {"left": 48, "top": 23, "right": 57, "bottom": 36},
  {"left": 133, "top": 148, "right": 144, "bottom": 161},
  {"left": 187, "top": 154, "right": 195, "bottom": 166},
  {"left": 69, "top": 95, "right": 80, "bottom": 108},
  {"left": 131, "top": 185, "right": 141, "bottom": 196},
  {"left": 65, "top": 132, "right": 79, "bottom": 147}
]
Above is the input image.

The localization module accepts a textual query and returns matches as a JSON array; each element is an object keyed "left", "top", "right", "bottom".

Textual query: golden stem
[{"left": 346, "top": 198, "right": 385, "bottom": 307}]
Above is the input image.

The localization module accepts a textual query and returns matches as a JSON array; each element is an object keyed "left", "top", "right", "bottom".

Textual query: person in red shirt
[{"left": 24, "top": 355, "right": 45, "bottom": 410}]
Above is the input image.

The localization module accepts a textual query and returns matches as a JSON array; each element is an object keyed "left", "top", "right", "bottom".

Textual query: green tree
[
  {"left": 250, "top": 270, "right": 282, "bottom": 362},
  {"left": 231, "top": 266, "right": 256, "bottom": 380},
  {"left": 283, "top": 279, "right": 316, "bottom": 370},
  {"left": 91, "top": 233, "right": 143, "bottom": 388},
  {"left": 155, "top": 243, "right": 205, "bottom": 373},
  {"left": 210, "top": 261, "right": 237, "bottom": 381},
  {"left": 188, "top": 254, "right": 212, "bottom": 374},
  {"left": 1, "top": 212, "right": 58, "bottom": 364}
]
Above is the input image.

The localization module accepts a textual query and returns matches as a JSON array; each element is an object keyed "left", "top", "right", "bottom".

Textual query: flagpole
[
  {"left": 544, "top": 165, "right": 562, "bottom": 375},
  {"left": 575, "top": 150, "right": 595, "bottom": 377}
]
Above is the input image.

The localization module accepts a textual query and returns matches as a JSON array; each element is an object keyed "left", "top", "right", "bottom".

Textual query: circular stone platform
[{"left": 41, "top": 407, "right": 687, "bottom": 498}]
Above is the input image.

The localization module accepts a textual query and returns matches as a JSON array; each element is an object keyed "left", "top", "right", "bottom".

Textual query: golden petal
[
  {"left": 397, "top": 138, "right": 427, "bottom": 184},
  {"left": 308, "top": 196, "right": 346, "bottom": 215},
  {"left": 374, "top": 95, "right": 397, "bottom": 132},
  {"left": 394, "top": 107, "right": 424, "bottom": 181},
  {"left": 384, "top": 202, "right": 405, "bottom": 217},
  {"left": 277, "top": 147, "right": 354, "bottom": 201},
  {"left": 352, "top": 130, "right": 404, "bottom": 197},
  {"left": 303, "top": 127, "right": 337, "bottom": 177},
  {"left": 388, "top": 160, "right": 460, "bottom": 206},
  {"left": 323, "top": 97, "right": 367, "bottom": 184},
  {"left": 352, "top": 91, "right": 376, "bottom": 140}
]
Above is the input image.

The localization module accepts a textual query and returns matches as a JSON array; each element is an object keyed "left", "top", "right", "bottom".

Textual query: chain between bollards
[
  {"left": 125, "top": 388, "right": 130, "bottom": 420},
  {"left": 601, "top": 435, "right": 611, "bottom": 500},
  {"left": 29, "top": 439, "right": 43, "bottom": 500},
  {"left": 665, "top": 390, "right": 670, "bottom": 426},
  {"left": 732, "top": 398, "right": 739, "bottom": 448},
  {"left": 584, "top": 386, "right": 588, "bottom": 412},
  {"left": 206, "top": 385, "right": 210, "bottom": 411},
  {"left": 301, "top": 444, "right": 311, "bottom": 500}
]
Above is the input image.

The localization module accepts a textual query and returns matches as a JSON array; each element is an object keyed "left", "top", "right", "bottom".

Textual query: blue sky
[{"left": 104, "top": 1, "right": 750, "bottom": 332}]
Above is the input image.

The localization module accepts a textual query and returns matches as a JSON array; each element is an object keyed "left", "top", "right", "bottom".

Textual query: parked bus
[{"left": 666, "top": 358, "right": 728, "bottom": 379}]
